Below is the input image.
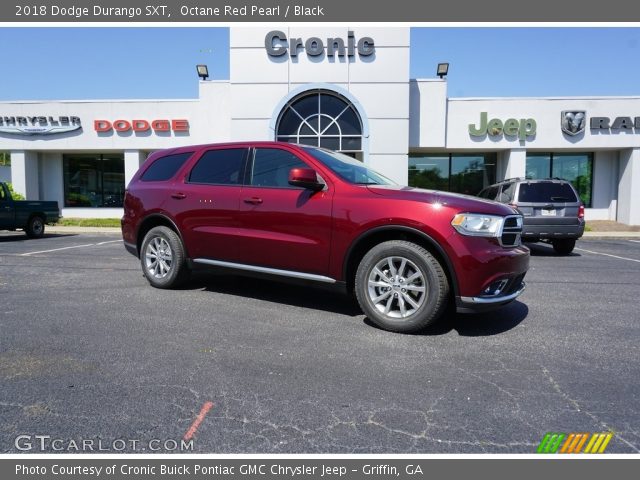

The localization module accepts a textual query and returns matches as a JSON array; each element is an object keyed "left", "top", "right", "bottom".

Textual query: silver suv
[{"left": 479, "top": 178, "right": 585, "bottom": 255}]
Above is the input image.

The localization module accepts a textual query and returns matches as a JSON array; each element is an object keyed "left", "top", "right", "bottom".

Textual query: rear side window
[
  {"left": 141, "top": 152, "right": 192, "bottom": 182},
  {"left": 517, "top": 182, "right": 578, "bottom": 203},
  {"left": 249, "top": 148, "right": 308, "bottom": 188},
  {"left": 498, "top": 183, "right": 515, "bottom": 202},
  {"left": 481, "top": 186, "right": 499, "bottom": 200},
  {"left": 189, "top": 148, "right": 247, "bottom": 185}
]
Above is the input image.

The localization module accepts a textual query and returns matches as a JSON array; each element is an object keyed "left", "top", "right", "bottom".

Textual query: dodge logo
[{"left": 561, "top": 111, "right": 586, "bottom": 136}]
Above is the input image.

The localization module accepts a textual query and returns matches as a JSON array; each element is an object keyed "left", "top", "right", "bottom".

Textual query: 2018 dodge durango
[{"left": 122, "top": 142, "right": 529, "bottom": 333}]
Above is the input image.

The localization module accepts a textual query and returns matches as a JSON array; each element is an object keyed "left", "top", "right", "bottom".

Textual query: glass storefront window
[
  {"left": 409, "top": 156, "right": 449, "bottom": 191},
  {"left": 408, "top": 153, "right": 496, "bottom": 195},
  {"left": 525, "top": 152, "right": 593, "bottom": 207},
  {"left": 451, "top": 155, "right": 496, "bottom": 196},
  {"left": 525, "top": 153, "right": 551, "bottom": 180},
  {"left": 63, "top": 154, "right": 125, "bottom": 208}
]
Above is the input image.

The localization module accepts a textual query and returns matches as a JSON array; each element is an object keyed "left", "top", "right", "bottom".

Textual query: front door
[
  {"left": 0, "top": 185, "right": 14, "bottom": 229},
  {"left": 236, "top": 147, "right": 334, "bottom": 276}
]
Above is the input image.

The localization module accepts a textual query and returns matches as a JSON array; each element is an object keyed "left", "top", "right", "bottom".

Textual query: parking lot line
[
  {"left": 575, "top": 247, "right": 640, "bottom": 263},
  {"left": 183, "top": 401, "right": 214, "bottom": 441},
  {"left": 19, "top": 239, "right": 122, "bottom": 257},
  {"left": 629, "top": 240, "right": 640, "bottom": 244}
]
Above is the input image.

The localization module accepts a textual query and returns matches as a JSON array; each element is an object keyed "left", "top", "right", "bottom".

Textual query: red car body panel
[
  {"left": 122, "top": 142, "right": 529, "bottom": 305},
  {"left": 236, "top": 185, "right": 334, "bottom": 275}
]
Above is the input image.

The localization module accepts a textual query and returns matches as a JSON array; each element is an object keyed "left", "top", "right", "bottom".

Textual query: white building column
[
  {"left": 39, "top": 153, "right": 64, "bottom": 208},
  {"left": 497, "top": 148, "right": 526, "bottom": 181},
  {"left": 10, "top": 151, "right": 39, "bottom": 200},
  {"left": 617, "top": 148, "right": 640, "bottom": 226},
  {"left": 124, "top": 150, "right": 145, "bottom": 187}
]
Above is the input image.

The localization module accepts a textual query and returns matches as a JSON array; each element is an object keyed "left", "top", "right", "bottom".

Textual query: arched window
[{"left": 276, "top": 90, "right": 363, "bottom": 153}]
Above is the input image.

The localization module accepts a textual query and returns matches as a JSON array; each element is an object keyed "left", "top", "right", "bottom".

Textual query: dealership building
[{"left": 1, "top": 27, "right": 639, "bottom": 225}]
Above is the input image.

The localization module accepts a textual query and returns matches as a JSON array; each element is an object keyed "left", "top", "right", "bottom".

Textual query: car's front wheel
[
  {"left": 552, "top": 239, "right": 576, "bottom": 255},
  {"left": 355, "top": 240, "right": 449, "bottom": 333},
  {"left": 140, "top": 226, "right": 189, "bottom": 288}
]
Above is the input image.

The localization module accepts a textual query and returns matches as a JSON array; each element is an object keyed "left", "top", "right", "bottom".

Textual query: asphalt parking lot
[{"left": 1, "top": 233, "right": 639, "bottom": 453}]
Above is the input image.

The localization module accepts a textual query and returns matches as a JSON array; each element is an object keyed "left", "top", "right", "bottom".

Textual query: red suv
[{"left": 122, "top": 142, "right": 529, "bottom": 333}]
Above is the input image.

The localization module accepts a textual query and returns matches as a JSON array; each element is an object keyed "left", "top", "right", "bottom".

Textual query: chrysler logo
[
  {"left": 561, "top": 111, "right": 586, "bottom": 136},
  {"left": 0, "top": 116, "right": 81, "bottom": 136}
]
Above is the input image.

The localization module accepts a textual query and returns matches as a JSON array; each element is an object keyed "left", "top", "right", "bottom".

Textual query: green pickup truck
[{"left": 0, "top": 182, "right": 60, "bottom": 238}]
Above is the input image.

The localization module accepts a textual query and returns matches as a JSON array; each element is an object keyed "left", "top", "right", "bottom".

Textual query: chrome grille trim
[{"left": 499, "top": 215, "right": 523, "bottom": 247}]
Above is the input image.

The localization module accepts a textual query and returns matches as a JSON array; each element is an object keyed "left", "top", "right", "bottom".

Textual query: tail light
[{"left": 578, "top": 205, "right": 585, "bottom": 219}]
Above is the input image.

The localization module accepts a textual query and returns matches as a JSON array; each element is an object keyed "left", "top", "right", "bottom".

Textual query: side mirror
[{"left": 288, "top": 168, "right": 325, "bottom": 191}]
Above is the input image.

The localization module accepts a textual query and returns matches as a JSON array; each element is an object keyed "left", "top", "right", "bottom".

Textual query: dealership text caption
[{"left": 15, "top": 463, "right": 423, "bottom": 477}]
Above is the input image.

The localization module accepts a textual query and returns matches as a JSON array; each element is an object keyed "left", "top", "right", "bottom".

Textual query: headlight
[{"left": 451, "top": 213, "right": 504, "bottom": 237}]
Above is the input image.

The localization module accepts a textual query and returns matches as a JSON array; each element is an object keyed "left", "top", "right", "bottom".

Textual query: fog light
[{"left": 483, "top": 279, "right": 509, "bottom": 296}]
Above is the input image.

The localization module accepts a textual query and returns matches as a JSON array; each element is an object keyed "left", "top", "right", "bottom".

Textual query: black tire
[
  {"left": 25, "top": 215, "right": 45, "bottom": 239},
  {"left": 552, "top": 239, "right": 576, "bottom": 255},
  {"left": 355, "top": 240, "right": 449, "bottom": 333},
  {"left": 140, "top": 226, "right": 190, "bottom": 289}
]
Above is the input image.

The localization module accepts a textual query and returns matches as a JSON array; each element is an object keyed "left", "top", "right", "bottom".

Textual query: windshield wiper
[{"left": 355, "top": 181, "right": 380, "bottom": 185}]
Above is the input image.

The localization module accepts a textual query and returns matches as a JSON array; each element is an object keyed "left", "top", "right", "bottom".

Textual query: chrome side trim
[
  {"left": 460, "top": 282, "right": 526, "bottom": 304},
  {"left": 193, "top": 258, "right": 336, "bottom": 284}
]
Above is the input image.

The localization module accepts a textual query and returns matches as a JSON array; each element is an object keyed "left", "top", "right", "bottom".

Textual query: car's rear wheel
[
  {"left": 140, "top": 226, "right": 189, "bottom": 288},
  {"left": 25, "top": 215, "right": 45, "bottom": 239},
  {"left": 552, "top": 239, "right": 576, "bottom": 255},
  {"left": 355, "top": 240, "right": 449, "bottom": 333}
]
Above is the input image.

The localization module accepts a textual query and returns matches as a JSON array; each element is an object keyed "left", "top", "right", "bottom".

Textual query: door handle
[
  {"left": 243, "top": 197, "right": 263, "bottom": 205},
  {"left": 171, "top": 192, "right": 187, "bottom": 200}
]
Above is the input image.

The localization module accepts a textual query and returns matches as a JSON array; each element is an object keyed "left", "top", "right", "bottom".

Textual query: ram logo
[{"left": 561, "top": 111, "right": 587, "bottom": 136}]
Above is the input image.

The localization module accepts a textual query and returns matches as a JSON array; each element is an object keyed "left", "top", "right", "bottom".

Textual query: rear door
[
  {"left": 170, "top": 147, "right": 248, "bottom": 261},
  {"left": 235, "top": 146, "right": 334, "bottom": 276}
]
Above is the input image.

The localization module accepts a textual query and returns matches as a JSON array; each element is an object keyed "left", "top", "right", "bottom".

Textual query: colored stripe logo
[{"left": 537, "top": 432, "right": 613, "bottom": 453}]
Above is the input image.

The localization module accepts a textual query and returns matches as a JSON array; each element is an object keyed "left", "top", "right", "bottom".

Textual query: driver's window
[{"left": 250, "top": 149, "right": 308, "bottom": 188}]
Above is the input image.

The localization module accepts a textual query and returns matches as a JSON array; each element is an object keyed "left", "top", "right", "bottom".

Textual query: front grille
[{"left": 500, "top": 215, "right": 523, "bottom": 247}]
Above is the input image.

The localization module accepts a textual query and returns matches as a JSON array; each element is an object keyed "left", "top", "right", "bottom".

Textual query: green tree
[{"left": 6, "top": 182, "right": 25, "bottom": 200}]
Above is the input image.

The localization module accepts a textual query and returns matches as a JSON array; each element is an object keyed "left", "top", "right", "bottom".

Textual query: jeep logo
[{"left": 469, "top": 112, "right": 537, "bottom": 141}]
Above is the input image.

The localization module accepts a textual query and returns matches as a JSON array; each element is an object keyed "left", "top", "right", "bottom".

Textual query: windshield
[{"left": 303, "top": 147, "right": 396, "bottom": 186}]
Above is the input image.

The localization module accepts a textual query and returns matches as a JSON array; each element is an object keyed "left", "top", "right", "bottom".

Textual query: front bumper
[{"left": 456, "top": 280, "right": 526, "bottom": 312}]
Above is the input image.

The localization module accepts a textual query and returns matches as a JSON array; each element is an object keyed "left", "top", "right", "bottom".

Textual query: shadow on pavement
[
  {"left": 364, "top": 300, "right": 529, "bottom": 337},
  {"left": 188, "top": 272, "right": 362, "bottom": 317},
  {"left": 185, "top": 270, "right": 529, "bottom": 334},
  {"left": 0, "top": 233, "right": 78, "bottom": 243}
]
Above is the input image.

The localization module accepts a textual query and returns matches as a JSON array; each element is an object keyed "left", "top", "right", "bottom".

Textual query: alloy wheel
[{"left": 367, "top": 256, "right": 427, "bottom": 319}]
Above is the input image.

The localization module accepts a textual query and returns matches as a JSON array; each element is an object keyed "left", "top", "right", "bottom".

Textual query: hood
[{"left": 366, "top": 185, "right": 518, "bottom": 216}]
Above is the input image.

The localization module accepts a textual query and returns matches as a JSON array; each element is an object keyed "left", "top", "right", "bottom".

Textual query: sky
[{"left": 0, "top": 27, "right": 639, "bottom": 100}]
